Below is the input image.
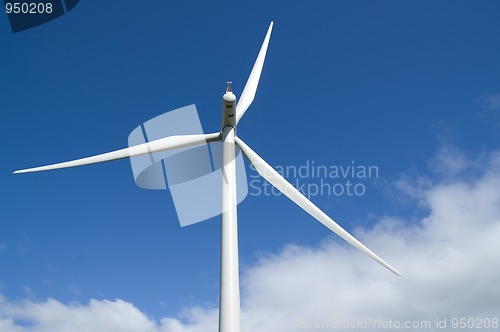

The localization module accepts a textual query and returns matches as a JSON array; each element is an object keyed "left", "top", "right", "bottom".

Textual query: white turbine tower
[{"left": 14, "top": 22, "right": 401, "bottom": 332}]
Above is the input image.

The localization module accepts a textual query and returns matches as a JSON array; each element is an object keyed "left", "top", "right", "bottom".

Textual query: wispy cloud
[
  {"left": 1, "top": 148, "right": 500, "bottom": 331},
  {"left": 479, "top": 94, "right": 500, "bottom": 111},
  {"left": 477, "top": 93, "right": 500, "bottom": 126}
]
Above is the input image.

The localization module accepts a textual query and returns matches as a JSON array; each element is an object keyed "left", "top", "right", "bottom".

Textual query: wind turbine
[{"left": 14, "top": 21, "right": 401, "bottom": 332}]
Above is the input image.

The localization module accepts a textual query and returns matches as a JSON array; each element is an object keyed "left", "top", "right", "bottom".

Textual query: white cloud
[
  {"left": 1, "top": 148, "right": 500, "bottom": 331},
  {"left": 0, "top": 297, "right": 160, "bottom": 332}
]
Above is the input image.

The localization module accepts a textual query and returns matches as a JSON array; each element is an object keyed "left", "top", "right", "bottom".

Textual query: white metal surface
[
  {"left": 219, "top": 126, "right": 241, "bottom": 332},
  {"left": 235, "top": 136, "right": 402, "bottom": 276},
  {"left": 235, "top": 21, "right": 273, "bottom": 125},
  {"left": 14, "top": 132, "right": 220, "bottom": 174}
]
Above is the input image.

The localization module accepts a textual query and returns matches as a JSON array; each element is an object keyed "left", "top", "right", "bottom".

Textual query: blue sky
[{"left": 1, "top": 1, "right": 500, "bottom": 330}]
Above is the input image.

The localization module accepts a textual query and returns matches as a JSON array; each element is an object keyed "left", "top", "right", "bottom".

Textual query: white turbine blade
[
  {"left": 235, "top": 137, "right": 402, "bottom": 276},
  {"left": 235, "top": 21, "right": 273, "bottom": 125},
  {"left": 14, "top": 132, "right": 221, "bottom": 174}
]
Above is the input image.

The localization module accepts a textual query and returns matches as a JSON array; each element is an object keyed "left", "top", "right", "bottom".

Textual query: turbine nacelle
[{"left": 221, "top": 82, "right": 236, "bottom": 129}]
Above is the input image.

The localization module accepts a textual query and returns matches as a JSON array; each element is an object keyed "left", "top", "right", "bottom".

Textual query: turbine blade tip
[{"left": 390, "top": 267, "right": 402, "bottom": 276}]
